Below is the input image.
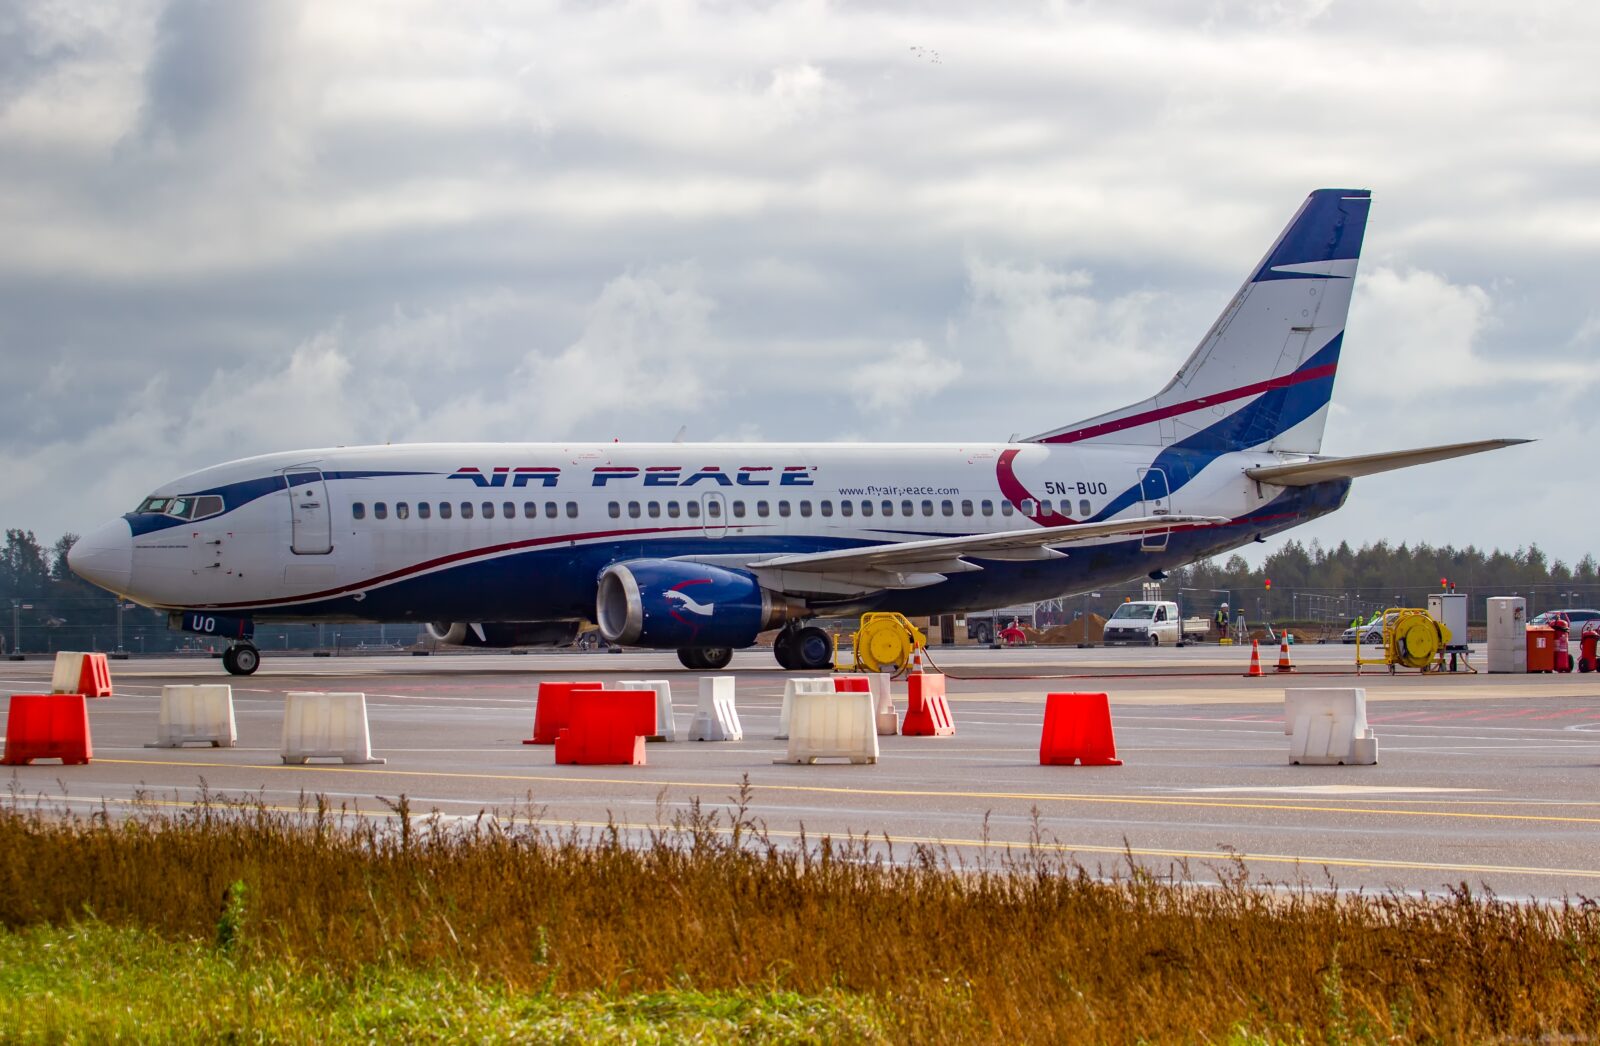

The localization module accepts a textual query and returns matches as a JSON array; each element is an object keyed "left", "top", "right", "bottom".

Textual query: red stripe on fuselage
[{"left": 1038, "top": 363, "right": 1337, "bottom": 444}]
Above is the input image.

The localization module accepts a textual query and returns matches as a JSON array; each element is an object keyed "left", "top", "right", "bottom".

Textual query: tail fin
[{"left": 1026, "top": 188, "right": 1371, "bottom": 455}]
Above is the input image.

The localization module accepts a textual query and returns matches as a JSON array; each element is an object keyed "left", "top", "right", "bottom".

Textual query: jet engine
[
  {"left": 596, "top": 561, "right": 804, "bottom": 648},
  {"left": 425, "top": 621, "right": 583, "bottom": 648}
]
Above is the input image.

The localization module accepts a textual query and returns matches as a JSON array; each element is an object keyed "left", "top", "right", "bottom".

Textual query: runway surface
[{"left": 5, "top": 643, "right": 1599, "bottom": 900}]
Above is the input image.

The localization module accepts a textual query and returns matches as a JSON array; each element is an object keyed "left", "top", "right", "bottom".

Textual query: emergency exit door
[
  {"left": 284, "top": 469, "right": 333, "bottom": 555},
  {"left": 1136, "top": 466, "right": 1171, "bottom": 551}
]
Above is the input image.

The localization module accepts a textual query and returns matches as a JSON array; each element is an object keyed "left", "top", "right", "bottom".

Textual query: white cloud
[{"left": 849, "top": 339, "right": 963, "bottom": 415}]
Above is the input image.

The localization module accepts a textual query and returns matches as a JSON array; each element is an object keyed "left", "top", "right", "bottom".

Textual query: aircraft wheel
[
  {"left": 773, "top": 629, "right": 799, "bottom": 670},
  {"left": 791, "top": 626, "right": 834, "bottom": 671},
  {"left": 698, "top": 647, "right": 733, "bottom": 670},
  {"left": 225, "top": 644, "right": 260, "bottom": 676},
  {"left": 677, "top": 648, "right": 706, "bottom": 670}
]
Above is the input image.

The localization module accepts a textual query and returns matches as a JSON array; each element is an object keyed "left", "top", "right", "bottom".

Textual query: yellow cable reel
[
  {"left": 849, "top": 612, "right": 927, "bottom": 674},
  {"left": 1387, "top": 609, "right": 1448, "bottom": 670}
]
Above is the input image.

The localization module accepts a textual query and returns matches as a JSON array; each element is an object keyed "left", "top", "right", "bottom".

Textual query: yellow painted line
[
  {"left": 52, "top": 793, "right": 1600, "bottom": 882},
  {"left": 93, "top": 758, "right": 1600, "bottom": 826}
]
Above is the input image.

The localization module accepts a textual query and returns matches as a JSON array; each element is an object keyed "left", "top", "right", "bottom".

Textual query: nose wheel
[{"left": 222, "top": 643, "right": 260, "bottom": 676}]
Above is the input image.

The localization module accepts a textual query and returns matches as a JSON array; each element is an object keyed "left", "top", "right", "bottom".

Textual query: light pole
[{"left": 11, "top": 600, "right": 33, "bottom": 656}]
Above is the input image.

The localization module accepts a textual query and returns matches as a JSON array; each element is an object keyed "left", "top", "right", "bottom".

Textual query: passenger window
[
  {"left": 882, "top": 500, "right": 894, "bottom": 516},
  {"left": 921, "top": 500, "right": 934, "bottom": 516},
  {"left": 374, "top": 503, "right": 388, "bottom": 520},
  {"left": 628, "top": 501, "right": 641, "bottom": 519},
  {"left": 732, "top": 501, "right": 746, "bottom": 518},
  {"left": 1001, "top": 501, "right": 1014, "bottom": 517},
  {"left": 901, "top": 500, "right": 913, "bottom": 516},
  {"left": 649, "top": 502, "right": 662, "bottom": 518},
  {"left": 546, "top": 502, "right": 558, "bottom": 519},
  {"left": 687, "top": 501, "right": 700, "bottom": 519},
  {"left": 460, "top": 502, "right": 473, "bottom": 519},
  {"left": 1021, "top": 499, "right": 1036, "bottom": 516},
  {"left": 523, "top": 502, "right": 536, "bottom": 519},
  {"left": 981, "top": 500, "right": 993, "bottom": 517},
  {"left": 668, "top": 502, "right": 681, "bottom": 518},
  {"left": 440, "top": 502, "right": 452, "bottom": 520},
  {"left": 707, "top": 500, "right": 722, "bottom": 518},
  {"left": 779, "top": 502, "right": 792, "bottom": 518},
  {"left": 820, "top": 501, "right": 833, "bottom": 517},
  {"left": 1079, "top": 499, "right": 1091, "bottom": 517},
  {"left": 608, "top": 502, "right": 621, "bottom": 519},
  {"left": 504, "top": 502, "right": 515, "bottom": 518},
  {"left": 941, "top": 500, "right": 954, "bottom": 517},
  {"left": 861, "top": 500, "right": 873, "bottom": 517},
  {"left": 352, "top": 502, "right": 366, "bottom": 520},
  {"left": 396, "top": 502, "right": 410, "bottom": 520},
  {"left": 757, "top": 501, "right": 770, "bottom": 517},
  {"left": 418, "top": 502, "right": 431, "bottom": 520},
  {"left": 799, "top": 501, "right": 813, "bottom": 517},
  {"left": 482, "top": 502, "right": 495, "bottom": 520},
  {"left": 840, "top": 501, "right": 853, "bottom": 517},
  {"left": 565, "top": 502, "right": 578, "bottom": 518},
  {"left": 961, "top": 500, "right": 973, "bottom": 516}
]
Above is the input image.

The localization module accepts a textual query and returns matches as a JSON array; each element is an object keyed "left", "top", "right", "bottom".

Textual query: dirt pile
[{"left": 1024, "top": 614, "right": 1105, "bottom": 645}]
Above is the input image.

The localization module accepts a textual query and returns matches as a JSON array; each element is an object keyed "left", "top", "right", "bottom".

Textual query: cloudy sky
[{"left": 3, "top": 0, "right": 1597, "bottom": 567}]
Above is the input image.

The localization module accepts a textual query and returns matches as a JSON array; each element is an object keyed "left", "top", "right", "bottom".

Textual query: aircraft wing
[
  {"left": 1244, "top": 439, "right": 1530, "bottom": 487},
  {"left": 744, "top": 514, "right": 1227, "bottom": 593}
]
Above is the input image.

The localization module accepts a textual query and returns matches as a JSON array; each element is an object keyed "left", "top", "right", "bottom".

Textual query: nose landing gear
[{"left": 222, "top": 643, "right": 260, "bottom": 676}]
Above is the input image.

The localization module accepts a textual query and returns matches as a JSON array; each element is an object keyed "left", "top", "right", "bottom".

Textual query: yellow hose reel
[
  {"left": 1386, "top": 609, "right": 1451, "bottom": 671},
  {"left": 846, "top": 612, "right": 927, "bottom": 674}
]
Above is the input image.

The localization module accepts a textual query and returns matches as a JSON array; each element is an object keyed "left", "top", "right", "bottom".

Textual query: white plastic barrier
[
  {"left": 688, "top": 677, "right": 742, "bottom": 741},
  {"left": 50, "top": 652, "right": 87, "bottom": 694},
  {"left": 776, "top": 678, "right": 836, "bottom": 739},
  {"left": 869, "top": 673, "right": 897, "bottom": 735},
  {"left": 617, "top": 679, "right": 677, "bottom": 742},
  {"left": 281, "top": 692, "right": 386, "bottom": 765},
  {"left": 776, "top": 690, "right": 879, "bottom": 765},
  {"left": 1285, "top": 688, "right": 1378, "bottom": 766},
  {"left": 147, "top": 684, "right": 237, "bottom": 748}
]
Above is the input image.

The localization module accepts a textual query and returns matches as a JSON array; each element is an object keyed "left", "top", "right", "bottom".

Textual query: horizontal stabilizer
[{"left": 1244, "top": 439, "right": 1530, "bottom": 487}]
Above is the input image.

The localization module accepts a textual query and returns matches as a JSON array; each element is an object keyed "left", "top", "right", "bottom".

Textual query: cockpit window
[
  {"left": 136, "top": 497, "right": 171, "bottom": 514},
  {"left": 162, "top": 495, "right": 225, "bottom": 521}
]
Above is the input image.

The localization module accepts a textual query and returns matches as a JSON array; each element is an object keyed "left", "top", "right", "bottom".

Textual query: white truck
[{"left": 1100, "top": 601, "right": 1210, "bottom": 646}]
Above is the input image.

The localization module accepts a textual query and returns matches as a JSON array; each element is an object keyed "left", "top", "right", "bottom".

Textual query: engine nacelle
[
  {"left": 425, "top": 621, "right": 582, "bottom": 648},
  {"left": 596, "top": 561, "right": 803, "bottom": 649}
]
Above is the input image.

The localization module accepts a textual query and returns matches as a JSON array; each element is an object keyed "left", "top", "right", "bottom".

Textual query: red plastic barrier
[
  {"left": 1039, "top": 692, "right": 1122, "bottom": 766},
  {"left": 554, "top": 689, "right": 656, "bottom": 765},
  {"left": 525, "top": 680, "right": 605, "bottom": 744},
  {"left": 2, "top": 694, "right": 92, "bottom": 766},
  {"left": 79, "top": 653, "right": 113, "bottom": 698},
  {"left": 833, "top": 676, "right": 871, "bottom": 692},
  {"left": 902, "top": 672, "right": 955, "bottom": 736}
]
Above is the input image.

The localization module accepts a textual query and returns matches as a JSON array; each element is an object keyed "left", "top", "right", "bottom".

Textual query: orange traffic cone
[
  {"left": 1275, "top": 634, "right": 1295, "bottom": 673},
  {"left": 1244, "top": 639, "right": 1263, "bottom": 678},
  {"left": 910, "top": 647, "right": 924, "bottom": 673}
]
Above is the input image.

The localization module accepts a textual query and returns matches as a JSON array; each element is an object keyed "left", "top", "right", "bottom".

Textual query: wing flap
[{"left": 1245, "top": 439, "right": 1530, "bottom": 487}]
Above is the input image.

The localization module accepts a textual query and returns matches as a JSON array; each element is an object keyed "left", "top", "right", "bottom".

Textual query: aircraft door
[
  {"left": 1136, "top": 466, "right": 1171, "bottom": 551},
  {"left": 701, "top": 492, "right": 728, "bottom": 539},
  {"left": 283, "top": 469, "right": 333, "bottom": 555}
]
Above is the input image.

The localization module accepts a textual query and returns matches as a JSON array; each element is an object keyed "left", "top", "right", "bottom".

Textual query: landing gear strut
[
  {"left": 773, "top": 623, "right": 832, "bottom": 671},
  {"left": 222, "top": 643, "right": 260, "bottom": 676}
]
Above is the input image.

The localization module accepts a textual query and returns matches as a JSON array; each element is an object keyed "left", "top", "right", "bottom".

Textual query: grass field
[{"left": 2, "top": 784, "right": 1598, "bottom": 1043}]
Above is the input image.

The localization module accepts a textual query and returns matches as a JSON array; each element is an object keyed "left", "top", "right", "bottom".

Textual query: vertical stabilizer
[{"left": 1026, "top": 189, "right": 1371, "bottom": 455}]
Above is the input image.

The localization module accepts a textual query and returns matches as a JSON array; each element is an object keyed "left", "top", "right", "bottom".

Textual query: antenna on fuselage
[{"left": 672, "top": 425, "right": 687, "bottom": 443}]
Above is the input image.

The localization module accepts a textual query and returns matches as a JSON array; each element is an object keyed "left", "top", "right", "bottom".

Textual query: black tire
[
  {"left": 974, "top": 622, "right": 993, "bottom": 645},
  {"left": 773, "top": 630, "right": 799, "bottom": 670},
  {"left": 791, "top": 626, "right": 833, "bottom": 671},
  {"left": 226, "top": 645, "right": 260, "bottom": 676},
  {"left": 1148, "top": 634, "right": 1159, "bottom": 647},
  {"left": 677, "top": 648, "right": 706, "bottom": 670},
  {"left": 698, "top": 647, "right": 733, "bottom": 670}
]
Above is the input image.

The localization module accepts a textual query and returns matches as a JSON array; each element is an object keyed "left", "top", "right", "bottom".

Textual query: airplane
[{"left": 67, "top": 189, "right": 1525, "bottom": 675}]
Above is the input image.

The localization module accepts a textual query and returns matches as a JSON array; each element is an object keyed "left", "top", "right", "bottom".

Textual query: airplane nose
[{"left": 68, "top": 518, "right": 133, "bottom": 594}]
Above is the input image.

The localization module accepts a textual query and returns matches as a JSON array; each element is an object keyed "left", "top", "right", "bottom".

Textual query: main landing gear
[
  {"left": 222, "top": 643, "right": 260, "bottom": 676},
  {"left": 677, "top": 647, "right": 734, "bottom": 670},
  {"left": 773, "top": 623, "right": 833, "bottom": 671}
]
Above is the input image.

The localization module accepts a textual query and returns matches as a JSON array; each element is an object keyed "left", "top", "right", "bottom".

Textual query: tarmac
[{"left": 4, "top": 641, "right": 1600, "bottom": 900}]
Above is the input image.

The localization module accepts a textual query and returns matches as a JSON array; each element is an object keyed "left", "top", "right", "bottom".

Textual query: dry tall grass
[{"left": 2, "top": 783, "right": 1597, "bottom": 1043}]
